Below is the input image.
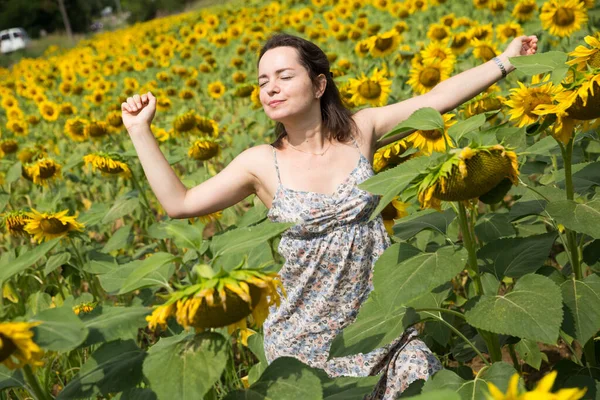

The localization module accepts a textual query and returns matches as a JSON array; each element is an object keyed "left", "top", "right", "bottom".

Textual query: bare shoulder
[{"left": 234, "top": 143, "right": 275, "bottom": 187}]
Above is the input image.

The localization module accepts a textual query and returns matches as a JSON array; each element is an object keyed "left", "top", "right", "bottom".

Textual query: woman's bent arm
[{"left": 128, "top": 125, "right": 257, "bottom": 219}]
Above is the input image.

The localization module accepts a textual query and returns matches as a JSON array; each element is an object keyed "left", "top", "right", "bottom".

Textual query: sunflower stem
[
  {"left": 508, "top": 343, "right": 521, "bottom": 373},
  {"left": 22, "top": 365, "right": 51, "bottom": 400},
  {"left": 583, "top": 338, "right": 597, "bottom": 367},
  {"left": 414, "top": 307, "right": 466, "bottom": 320},
  {"left": 456, "top": 202, "right": 483, "bottom": 296},
  {"left": 560, "top": 139, "right": 583, "bottom": 280}
]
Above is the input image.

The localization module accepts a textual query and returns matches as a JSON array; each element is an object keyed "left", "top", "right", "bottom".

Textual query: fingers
[
  {"left": 122, "top": 93, "right": 154, "bottom": 114},
  {"left": 121, "top": 101, "right": 131, "bottom": 113},
  {"left": 141, "top": 93, "right": 148, "bottom": 105},
  {"left": 133, "top": 94, "right": 142, "bottom": 108}
]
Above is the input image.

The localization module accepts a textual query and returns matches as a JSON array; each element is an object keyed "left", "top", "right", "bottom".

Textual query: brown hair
[{"left": 257, "top": 32, "right": 358, "bottom": 148}]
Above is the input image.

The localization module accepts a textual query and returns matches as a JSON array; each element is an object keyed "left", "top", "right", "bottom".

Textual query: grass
[{"left": 0, "top": 33, "right": 86, "bottom": 69}]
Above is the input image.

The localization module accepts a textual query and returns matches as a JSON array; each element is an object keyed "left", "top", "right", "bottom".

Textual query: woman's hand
[
  {"left": 502, "top": 35, "right": 538, "bottom": 59},
  {"left": 121, "top": 92, "right": 156, "bottom": 131}
]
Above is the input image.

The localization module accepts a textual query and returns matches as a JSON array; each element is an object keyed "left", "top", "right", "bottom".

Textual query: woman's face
[{"left": 257, "top": 46, "right": 321, "bottom": 123}]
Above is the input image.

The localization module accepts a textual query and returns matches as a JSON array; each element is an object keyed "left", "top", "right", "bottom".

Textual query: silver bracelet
[{"left": 492, "top": 56, "right": 507, "bottom": 78}]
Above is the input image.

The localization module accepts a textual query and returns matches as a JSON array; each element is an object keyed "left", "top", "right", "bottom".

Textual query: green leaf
[
  {"left": 555, "top": 162, "right": 600, "bottom": 194},
  {"left": 0, "top": 192, "right": 9, "bottom": 213},
  {"left": 329, "top": 291, "right": 413, "bottom": 358},
  {"left": 515, "top": 339, "right": 545, "bottom": 370},
  {"left": 115, "top": 388, "right": 157, "bottom": 400},
  {"left": 374, "top": 245, "right": 467, "bottom": 308},
  {"left": 211, "top": 221, "right": 293, "bottom": 256},
  {"left": 477, "top": 232, "right": 557, "bottom": 279},
  {"left": 119, "top": 252, "right": 177, "bottom": 294},
  {"left": 102, "top": 224, "right": 132, "bottom": 253},
  {"left": 465, "top": 274, "right": 563, "bottom": 344},
  {"left": 358, "top": 156, "right": 433, "bottom": 222},
  {"left": 0, "top": 238, "right": 60, "bottom": 283},
  {"left": 321, "top": 375, "right": 382, "bottom": 400},
  {"left": 44, "top": 252, "right": 72, "bottom": 276},
  {"left": 163, "top": 220, "right": 204, "bottom": 252},
  {"left": 560, "top": 275, "right": 600, "bottom": 345},
  {"left": 143, "top": 332, "right": 228, "bottom": 400},
  {"left": 392, "top": 208, "right": 456, "bottom": 240},
  {"left": 102, "top": 197, "right": 140, "bottom": 224},
  {"left": 0, "top": 365, "right": 24, "bottom": 391},
  {"left": 225, "top": 357, "right": 323, "bottom": 400},
  {"left": 422, "top": 362, "right": 521, "bottom": 400},
  {"left": 509, "top": 51, "right": 568, "bottom": 75},
  {"left": 474, "top": 213, "right": 516, "bottom": 244},
  {"left": 82, "top": 305, "right": 150, "bottom": 346},
  {"left": 57, "top": 339, "right": 145, "bottom": 400},
  {"left": 546, "top": 200, "right": 600, "bottom": 239},
  {"left": 5, "top": 161, "right": 22, "bottom": 185},
  {"left": 79, "top": 203, "right": 109, "bottom": 227},
  {"left": 447, "top": 113, "right": 487, "bottom": 143},
  {"left": 31, "top": 306, "right": 88, "bottom": 352},
  {"left": 380, "top": 107, "right": 445, "bottom": 141},
  {"left": 97, "top": 259, "right": 173, "bottom": 294},
  {"left": 495, "top": 126, "right": 527, "bottom": 151},
  {"left": 508, "top": 186, "right": 566, "bottom": 221},
  {"left": 25, "top": 292, "right": 53, "bottom": 317},
  {"left": 522, "top": 135, "right": 559, "bottom": 156}
]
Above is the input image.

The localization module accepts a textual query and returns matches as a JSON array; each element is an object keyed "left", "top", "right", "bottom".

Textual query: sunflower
[
  {"left": 6, "top": 120, "right": 28, "bottom": 136},
  {"left": 106, "top": 111, "right": 123, "bottom": 130},
  {"left": 426, "top": 23, "right": 451, "bottom": 42},
  {"left": 496, "top": 21, "right": 524, "bottom": 43},
  {"left": 373, "top": 138, "right": 412, "bottom": 172},
  {"left": 179, "top": 89, "right": 195, "bottom": 100},
  {"left": 449, "top": 33, "right": 470, "bottom": 55},
  {"left": 462, "top": 85, "right": 505, "bottom": 119},
  {"left": 83, "top": 152, "right": 131, "bottom": 178},
  {"left": 468, "top": 24, "right": 494, "bottom": 41},
  {"left": 174, "top": 110, "right": 198, "bottom": 134},
  {"left": 146, "top": 266, "right": 286, "bottom": 346},
  {"left": 85, "top": 120, "right": 110, "bottom": 140},
  {"left": 406, "top": 113, "right": 457, "bottom": 155},
  {"left": 156, "top": 97, "right": 172, "bottom": 112},
  {"left": 1, "top": 210, "right": 31, "bottom": 237},
  {"left": 234, "top": 84, "right": 255, "bottom": 98},
  {"left": 381, "top": 197, "right": 410, "bottom": 236},
  {"left": 189, "top": 210, "right": 223, "bottom": 225},
  {"left": 489, "top": 0, "right": 507, "bottom": 13},
  {"left": 22, "top": 158, "right": 62, "bottom": 186},
  {"left": 417, "top": 144, "right": 519, "bottom": 210},
  {"left": 421, "top": 41, "right": 457, "bottom": 65},
  {"left": 348, "top": 67, "right": 393, "bottom": 107},
  {"left": 64, "top": 118, "right": 88, "bottom": 142},
  {"left": 208, "top": 81, "right": 226, "bottom": 99},
  {"left": 354, "top": 39, "right": 371, "bottom": 58},
  {"left": 188, "top": 137, "right": 221, "bottom": 161},
  {"left": 407, "top": 59, "right": 452, "bottom": 95},
  {"left": 27, "top": 115, "right": 40, "bottom": 126},
  {"left": 367, "top": 30, "right": 401, "bottom": 58},
  {"left": 471, "top": 38, "right": 500, "bottom": 62},
  {"left": 487, "top": 372, "right": 586, "bottom": 400},
  {"left": 504, "top": 74, "right": 566, "bottom": 128},
  {"left": 0, "top": 321, "right": 44, "bottom": 370},
  {"left": 72, "top": 302, "right": 97, "bottom": 315},
  {"left": 0, "top": 139, "right": 18, "bottom": 155},
  {"left": 566, "top": 34, "right": 600, "bottom": 70},
  {"left": 540, "top": 0, "right": 588, "bottom": 38},
  {"left": 24, "top": 208, "right": 84, "bottom": 243},
  {"left": 18, "top": 145, "right": 47, "bottom": 164},
  {"left": 251, "top": 85, "right": 261, "bottom": 109}
]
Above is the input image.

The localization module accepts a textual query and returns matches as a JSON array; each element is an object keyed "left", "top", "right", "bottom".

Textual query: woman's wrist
[{"left": 495, "top": 53, "right": 515, "bottom": 75}]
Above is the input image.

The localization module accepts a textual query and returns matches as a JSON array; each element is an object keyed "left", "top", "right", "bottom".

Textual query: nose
[{"left": 265, "top": 80, "right": 280, "bottom": 96}]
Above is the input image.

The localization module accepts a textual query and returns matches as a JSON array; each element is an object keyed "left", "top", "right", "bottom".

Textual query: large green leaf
[
  {"left": 43, "top": 252, "right": 72, "bottom": 276},
  {"left": 358, "top": 156, "right": 434, "bottom": 222},
  {"left": 225, "top": 357, "right": 323, "bottom": 400},
  {"left": 119, "top": 252, "right": 177, "bottom": 294},
  {"left": 555, "top": 162, "right": 600, "bottom": 194},
  {"left": 477, "top": 232, "right": 557, "bottom": 279},
  {"left": 31, "top": 306, "right": 88, "bottom": 352},
  {"left": 560, "top": 275, "right": 600, "bottom": 345},
  {"left": 400, "top": 389, "right": 460, "bottom": 400},
  {"left": 379, "top": 107, "right": 445, "bottom": 141},
  {"left": 473, "top": 213, "right": 516, "bottom": 244},
  {"left": 465, "top": 274, "right": 563, "bottom": 344},
  {"left": 546, "top": 200, "right": 600, "bottom": 239},
  {"left": 508, "top": 186, "right": 566, "bottom": 221},
  {"left": 515, "top": 339, "right": 546, "bottom": 371},
  {"left": 163, "top": 220, "right": 204, "bottom": 252},
  {"left": 374, "top": 245, "right": 467, "bottom": 308},
  {"left": 57, "top": 339, "right": 145, "bottom": 399},
  {"left": 321, "top": 375, "right": 381, "bottom": 400},
  {"left": 211, "top": 221, "right": 293, "bottom": 256},
  {"left": 143, "top": 332, "right": 228, "bottom": 400},
  {"left": 392, "top": 208, "right": 456, "bottom": 240},
  {"left": 329, "top": 291, "right": 413, "bottom": 358},
  {"left": 102, "top": 197, "right": 140, "bottom": 224},
  {"left": 422, "top": 362, "right": 521, "bottom": 400},
  {"left": 0, "top": 365, "right": 24, "bottom": 391},
  {"left": 447, "top": 113, "right": 486, "bottom": 143},
  {"left": 522, "top": 135, "right": 558, "bottom": 156},
  {"left": 98, "top": 257, "right": 175, "bottom": 294},
  {"left": 82, "top": 305, "right": 150, "bottom": 346},
  {"left": 509, "top": 51, "right": 568, "bottom": 75},
  {"left": 102, "top": 224, "right": 132, "bottom": 253},
  {"left": 0, "top": 238, "right": 60, "bottom": 283}
]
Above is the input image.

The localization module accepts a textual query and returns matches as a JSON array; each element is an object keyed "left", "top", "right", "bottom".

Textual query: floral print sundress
[{"left": 263, "top": 137, "right": 443, "bottom": 399}]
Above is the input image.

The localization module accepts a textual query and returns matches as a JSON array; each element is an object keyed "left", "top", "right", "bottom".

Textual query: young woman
[{"left": 122, "top": 32, "right": 537, "bottom": 398}]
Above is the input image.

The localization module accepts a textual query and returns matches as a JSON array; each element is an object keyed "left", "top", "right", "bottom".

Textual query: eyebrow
[{"left": 258, "top": 68, "right": 294, "bottom": 80}]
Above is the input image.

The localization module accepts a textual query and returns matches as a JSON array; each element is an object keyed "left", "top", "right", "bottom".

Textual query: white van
[{"left": 0, "top": 28, "right": 30, "bottom": 54}]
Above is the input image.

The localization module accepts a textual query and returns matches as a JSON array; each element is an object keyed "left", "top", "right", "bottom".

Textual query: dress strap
[{"left": 271, "top": 145, "right": 282, "bottom": 184}]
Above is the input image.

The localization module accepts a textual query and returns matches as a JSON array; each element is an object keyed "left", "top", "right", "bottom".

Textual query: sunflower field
[{"left": 0, "top": 0, "right": 599, "bottom": 398}]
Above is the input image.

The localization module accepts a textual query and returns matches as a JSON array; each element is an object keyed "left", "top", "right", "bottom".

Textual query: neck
[{"left": 280, "top": 102, "right": 330, "bottom": 152}]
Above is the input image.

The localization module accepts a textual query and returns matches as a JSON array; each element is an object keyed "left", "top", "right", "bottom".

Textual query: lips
[{"left": 269, "top": 100, "right": 285, "bottom": 106}]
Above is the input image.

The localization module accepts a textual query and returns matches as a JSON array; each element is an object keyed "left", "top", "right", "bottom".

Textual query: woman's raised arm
[{"left": 122, "top": 92, "right": 256, "bottom": 219}]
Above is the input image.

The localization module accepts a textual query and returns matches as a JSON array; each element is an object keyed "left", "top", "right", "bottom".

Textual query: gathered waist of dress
[{"left": 281, "top": 213, "right": 385, "bottom": 239}]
